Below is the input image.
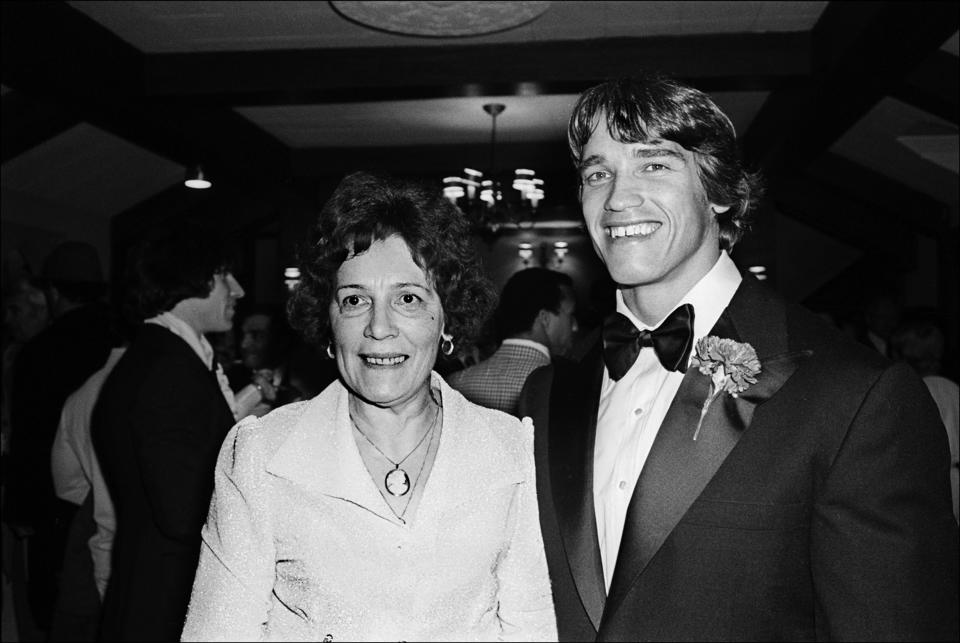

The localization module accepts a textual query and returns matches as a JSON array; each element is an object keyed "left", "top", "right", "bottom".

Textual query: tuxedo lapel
[
  {"left": 550, "top": 343, "right": 607, "bottom": 630},
  {"left": 605, "top": 276, "right": 808, "bottom": 617}
]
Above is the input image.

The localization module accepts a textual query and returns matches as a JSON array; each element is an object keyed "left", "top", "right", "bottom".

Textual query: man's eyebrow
[
  {"left": 578, "top": 154, "right": 605, "bottom": 171},
  {"left": 578, "top": 146, "right": 685, "bottom": 171},
  {"left": 633, "top": 147, "right": 685, "bottom": 161}
]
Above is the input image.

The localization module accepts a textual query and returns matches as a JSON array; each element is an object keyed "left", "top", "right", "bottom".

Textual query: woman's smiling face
[{"left": 329, "top": 235, "right": 444, "bottom": 409}]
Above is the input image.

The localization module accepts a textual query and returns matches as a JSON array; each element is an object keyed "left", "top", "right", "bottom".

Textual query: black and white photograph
[{"left": 2, "top": 2, "right": 957, "bottom": 641}]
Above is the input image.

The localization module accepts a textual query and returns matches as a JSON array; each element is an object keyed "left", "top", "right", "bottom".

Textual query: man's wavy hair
[
  {"left": 568, "top": 74, "right": 764, "bottom": 251},
  {"left": 133, "top": 231, "right": 236, "bottom": 319},
  {"left": 287, "top": 172, "right": 496, "bottom": 350}
]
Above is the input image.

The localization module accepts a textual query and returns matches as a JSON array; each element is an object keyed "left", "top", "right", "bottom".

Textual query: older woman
[{"left": 181, "top": 172, "right": 558, "bottom": 642}]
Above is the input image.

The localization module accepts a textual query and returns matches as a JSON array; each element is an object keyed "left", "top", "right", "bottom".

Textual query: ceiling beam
[
  {"left": 1, "top": 90, "right": 79, "bottom": 163},
  {"left": 767, "top": 172, "right": 916, "bottom": 253},
  {"left": 891, "top": 49, "right": 959, "bottom": 124},
  {"left": 805, "top": 153, "right": 950, "bottom": 234},
  {"left": 1, "top": 1, "right": 290, "bottom": 184},
  {"left": 143, "top": 32, "right": 812, "bottom": 106},
  {"left": 292, "top": 140, "right": 575, "bottom": 177},
  {"left": 742, "top": 1, "right": 960, "bottom": 175}
]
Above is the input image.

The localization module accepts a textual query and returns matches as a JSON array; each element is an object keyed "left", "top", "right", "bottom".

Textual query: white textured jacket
[{"left": 181, "top": 373, "right": 557, "bottom": 642}]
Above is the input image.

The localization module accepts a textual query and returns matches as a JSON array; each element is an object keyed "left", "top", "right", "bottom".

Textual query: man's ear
[{"left": 535, "top": 308, "right": 554, "bottom": 330}]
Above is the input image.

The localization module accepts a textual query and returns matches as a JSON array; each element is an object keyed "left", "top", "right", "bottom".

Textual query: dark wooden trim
[
  {"left": 804, "top": 153, "right": 949, "bottom": 234},
  {"left": 1, "top": 90, "right": 80, "bottom": 163},
  {"left": 291, "top": 140, "right": 576, "bottom": 177},
  {"left": 2, "top": 1, "right": 291, "bottom": 185},
  {"left": 766, "top": 173, "right": 913, "bottom": 252},
  {"left": 1, "top": 1, "right": 143, "bottom": 98},
  {"left": 143, "top": 32, "right": 811, "bottom": 104},
  {"left": 742, "top": 1, "right": 960, "bottom": 173},
  {"left": 891, "top": 49, "right": 959, "bottom": 124}
]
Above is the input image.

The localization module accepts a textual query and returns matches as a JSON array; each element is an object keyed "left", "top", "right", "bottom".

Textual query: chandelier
[{"left": 442, "top": 103, "right": 545, "bottom": 236}]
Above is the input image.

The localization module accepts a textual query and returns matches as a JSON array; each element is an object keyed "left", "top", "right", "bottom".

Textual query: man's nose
[
  {"left": 227, "top": 274, "right": 245, "bottom": 299},
  {"left": 604, "top": 175, "right": 645, "bottom": 212}
]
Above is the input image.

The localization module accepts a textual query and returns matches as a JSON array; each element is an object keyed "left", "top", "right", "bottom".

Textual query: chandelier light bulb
[{"left": 442, "top": 105, "right": 546, "bottom": 234}]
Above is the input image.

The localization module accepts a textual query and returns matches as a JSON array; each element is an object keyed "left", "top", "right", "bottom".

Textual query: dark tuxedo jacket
[
  {"left": 92, "top": 324, "right": 235, "bottom": 641},
  {"left": 520, "top": 276, "right": 958, "bottom": 641}
]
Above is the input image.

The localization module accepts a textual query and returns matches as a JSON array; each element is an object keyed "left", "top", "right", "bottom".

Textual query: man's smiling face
[{"left": 578, "top": 121, "right": 727, "bottom": 298}]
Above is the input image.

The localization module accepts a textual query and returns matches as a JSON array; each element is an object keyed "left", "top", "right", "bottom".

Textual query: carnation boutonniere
[{"left": 690, "top": 336, "right": 761, "bottom": 440}]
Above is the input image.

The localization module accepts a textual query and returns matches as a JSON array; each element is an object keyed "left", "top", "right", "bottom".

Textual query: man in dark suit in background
[
  {"left": 520, "top": 75, "right": 958, "bottom": 641},
  {"left": 92, "top": 232, "right": 244, "bottom": 641}
]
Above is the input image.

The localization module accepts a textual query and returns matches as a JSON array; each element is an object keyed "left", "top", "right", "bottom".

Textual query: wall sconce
[
  {"left": 553, "top": 240, "right": 569, "bottom": 265},
  {"left": 748, "top": 265, "right": 767, "bottom": 281},
  {"left": 517, "top": 242, "right": 534, "bottom": 266},
  {"left": 283, "top": 267, "right": 301, "bottom": 291},
  {"left": 184, "top": 165, "right": 212, "bottom": 189}
]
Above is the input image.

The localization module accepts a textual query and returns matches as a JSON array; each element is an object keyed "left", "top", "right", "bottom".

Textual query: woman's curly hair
[
  {"left": 568, "top": 74, "right": 764, "bottom": 251},
  {"left": 287, "top": 172, "right": 496, "bottom": 351}
]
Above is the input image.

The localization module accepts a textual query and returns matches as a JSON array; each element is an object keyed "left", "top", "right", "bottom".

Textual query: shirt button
[
  {"left": 634, "top": 407, "right": 643, "bottom": 416},
  {"left": 618, "top": 480, "right": 627, "bottom": 490}
]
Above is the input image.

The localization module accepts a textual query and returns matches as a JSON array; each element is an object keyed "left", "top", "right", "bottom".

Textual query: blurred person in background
[
  {"left": 891, "top": 312, "right": 959, "bottom": 522},
  {"left": 5, "top": 241, "right": 114, "bottom": 637},
  {"left": 859, "top": 288, "right": 902, "bottom": 358},
  {"left": 48, "top": 341, "right": 127, "bottom": 640},
  {"left": 1, "top": 273, "right": 51, "bottom": 641},
  {"left": 226, "top": 305, "right": 299, "bottom": 417},
  {"left": 2, "top": 274, "right": 49, "bottom": 457},
  {"left": 448, "top": 267, "right": 578, "bottom": 417}
]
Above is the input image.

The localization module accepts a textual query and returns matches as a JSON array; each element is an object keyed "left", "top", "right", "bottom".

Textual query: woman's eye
[
  {"left": 643, "top": 163, "right": 668, "bottom": 172},
  {"left": 398, "top": 293, "right": 422, "bottom": 306},
  {"left": 342, "top": 294, "right": 364, "bottom": 308}
]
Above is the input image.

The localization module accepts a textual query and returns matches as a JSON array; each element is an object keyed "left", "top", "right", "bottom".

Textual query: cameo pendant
[{"left": 385, "top": 466, "right": 411, "bottom": 496}]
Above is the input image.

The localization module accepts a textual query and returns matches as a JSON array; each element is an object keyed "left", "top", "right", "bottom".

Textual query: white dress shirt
[
  {"left": 50, "top": 347, "right": 125, "bottom": 597},
  {"left": 593, "top": 252, "right": 742, "bottom": 592}
]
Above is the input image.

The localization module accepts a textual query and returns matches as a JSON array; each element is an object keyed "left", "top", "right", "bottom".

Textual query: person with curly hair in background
[{"left": 182, "top": 172, "right": 558, "bottom": 642}]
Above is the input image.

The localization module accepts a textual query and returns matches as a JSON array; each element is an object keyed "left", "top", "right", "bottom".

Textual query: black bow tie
[{"left": 602, "top": 303, "right": 695, "bottom": 381}]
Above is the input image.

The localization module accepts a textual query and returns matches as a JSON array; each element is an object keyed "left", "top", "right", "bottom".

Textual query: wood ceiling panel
[{"left": 68, "top": 1, "right": 827, "bottom": 53}]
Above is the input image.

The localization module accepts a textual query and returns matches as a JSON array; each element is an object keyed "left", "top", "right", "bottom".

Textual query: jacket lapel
[
  {"left": 265, "top": 381, "right": 397, "bottom": 524},
  {"left": 413, "top": 376, "right": 525, "bottom": 527},
  {"left": 605, "top": 276, "right": 809, "bottom": 616},
  {"left": 550, "top": 343, "right": 607, "bottom": 630}
]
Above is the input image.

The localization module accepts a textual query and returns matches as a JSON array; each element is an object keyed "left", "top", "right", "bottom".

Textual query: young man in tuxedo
[{"left": 520, "top": 74, "right": 958, "bottom": 641}]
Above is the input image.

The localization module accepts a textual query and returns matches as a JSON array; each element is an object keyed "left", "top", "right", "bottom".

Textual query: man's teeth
[
  {"left": 607, "top": 222, "right": 661, "bottom": 238},
  {"left": 364, "top": 356, "right": 406, "bottom": 365}
]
